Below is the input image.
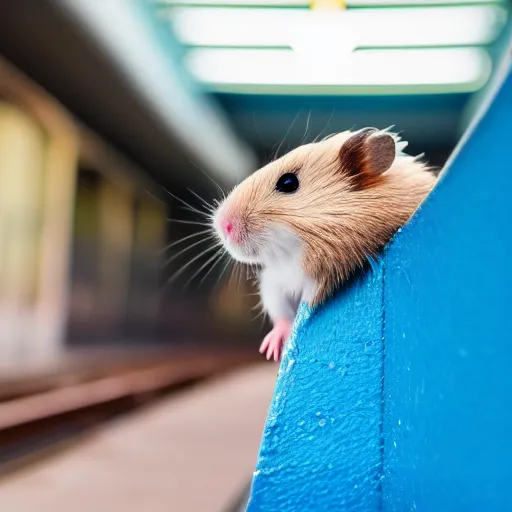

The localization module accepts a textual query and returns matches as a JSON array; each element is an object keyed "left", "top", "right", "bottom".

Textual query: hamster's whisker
[
  {"left": 185, "top": 247, "right": 225, "bottom": 288},
  {"left": 143, "top": 188, "right": 165, "bottom": 206},
  {"left": 313, "top": 109, "right": 335, "bottom": 143},
  {"left": 260, "top": 308, "right": 268, "bottom": 329},
  {"left": 187, "top": 188, "right": 216, "bottom": 214},
  {"left": 178, "top": 206, "right": 213, "bottom": 222},
  {"left": 176, "top": 205, "right": 212, "bottom": 219},
  {"left": 250, "top": 263, "right": 259, "bottom": 279},
  {"left": 248, "top": 264, "right": 255, "bottom": 280},
  {"left": 229, "top": 262, "right": 243, "bottom": 292},
  {"left": 189, "top": 160, "right": 227, "bottom": 201},
  {"left": 212, "top": 256, "right": 232, "bottom": 292},
  {"left": 252, "top": 111, "right": 264, "bottom": 145},
  {"left": 163, "top": 188, "right": 211, "bottom": 219},
  {"left": 228, "top": 262, "right": 237, "bottom": 291},
  {"left": 300, "top": 109, "right": 312, "bottom": 146},
  {"left": 228, "top": 262, "right": 238, "bottom": 291},
  {"left": 165, "top": 243, "right": 222, "bottom": 287},
  {"left": 197, "top": 249, "right": 227, "bottom": 287},
  {"left": 243, "top": 292, "right": 260, "bottom": 297},
  {"left": 251, "top": 301, "right": 263, "bottom": 311},
  {"left": 166, "top": 219, "right": 213, "bottom": 228},
  {"left": 163, "top": 235, "right": 219, "bottom": 268},
  {"left": 237, "top": 263, "right": 245, "bottom": 291},
  {"left": 251, "top": 305, "right": 266, "bottom": 323},
  {"left": 158, "top": 229, "right": 213, "bottom": 256},
  {"left": 273, "top": 109, "right": 302, "bottom": 161}
]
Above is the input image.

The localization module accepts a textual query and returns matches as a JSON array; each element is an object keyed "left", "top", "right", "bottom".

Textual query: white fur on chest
[
  {"left": 262, "top": 258, "right": 311, "bottom": 301},
  {"left": 258, "top": 227, "right": 317, "bottom": 323}
]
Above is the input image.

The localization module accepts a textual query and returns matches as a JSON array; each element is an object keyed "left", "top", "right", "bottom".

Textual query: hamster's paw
[{"left": 259, "top": 319, "right": 292, "bottom": 362}]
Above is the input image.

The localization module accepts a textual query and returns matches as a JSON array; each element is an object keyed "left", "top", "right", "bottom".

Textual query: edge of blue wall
[{"left": 247, "top": 39, "right": 512, "bottom": 512}]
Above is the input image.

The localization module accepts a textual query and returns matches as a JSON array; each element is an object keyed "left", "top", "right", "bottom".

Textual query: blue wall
[
  {"left": 248, "top": 266, "right": 385, "bottom": 511},
  {"left": 382, "top": 55, "right": 512, "bottom": 511},
  {"left": 248, "top": 48, "right": 512, "bottom": 512}
]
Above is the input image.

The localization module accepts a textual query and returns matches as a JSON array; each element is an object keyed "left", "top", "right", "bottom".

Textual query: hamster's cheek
[
  {"left": 258, "top": 224, "right": 302, "bottom": 263},
  {"left": 212, "top": 203, "right": 228, "bottom": 240},
  {"left": 224, "top": 242, "right": 261, "bottom": 264}
]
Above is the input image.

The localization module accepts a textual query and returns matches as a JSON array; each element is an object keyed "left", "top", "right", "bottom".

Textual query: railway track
[{"left": 0, "top": 349, "right": 259, "bottom": 478}]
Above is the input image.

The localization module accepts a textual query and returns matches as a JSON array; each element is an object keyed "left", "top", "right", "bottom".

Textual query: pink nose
[{"left": 222, "top": 220, "right": 233, "bottom": 236}]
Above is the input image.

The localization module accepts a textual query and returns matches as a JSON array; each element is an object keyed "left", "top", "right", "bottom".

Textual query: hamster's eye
[{"left": 275, "top": 173, "right": 299, "bottom": 194}]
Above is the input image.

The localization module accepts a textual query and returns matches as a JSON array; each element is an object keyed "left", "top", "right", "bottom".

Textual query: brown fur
[{"left": 221, "top": 129, "right": 436, "bottom": 306}]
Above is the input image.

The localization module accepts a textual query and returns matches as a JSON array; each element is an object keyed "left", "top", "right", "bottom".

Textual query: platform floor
[{"left": 0, "top": 363, "right": 277, "bottom": 512}]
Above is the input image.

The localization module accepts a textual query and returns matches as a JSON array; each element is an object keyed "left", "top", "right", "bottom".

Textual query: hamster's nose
[{"left": 222, "top": 220, "right": 233, "bottom": 236}]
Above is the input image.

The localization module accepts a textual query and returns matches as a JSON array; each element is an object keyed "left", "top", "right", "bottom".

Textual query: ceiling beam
[{"left": 0, "top": 0, "right": 256, "bottom": 190}]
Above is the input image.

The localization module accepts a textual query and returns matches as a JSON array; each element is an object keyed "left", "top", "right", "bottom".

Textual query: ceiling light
[
  {"left": 157, "top": 0, "right": 503, "bottom": 6},
  {"left": 168, "top": 5, "right": 506, "bottom": 48},
  {"left": 185, "top": 47, "right": 492, "bottom": 93}
]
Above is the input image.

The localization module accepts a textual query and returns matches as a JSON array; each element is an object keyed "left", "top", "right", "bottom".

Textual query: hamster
[{"left": 212, "top": 127, "right": 436, "bottom": 362}]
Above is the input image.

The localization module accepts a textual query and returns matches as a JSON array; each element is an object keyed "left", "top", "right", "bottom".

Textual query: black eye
[{"left": 275, "top": 173, "right": 299, "bottom": 194}]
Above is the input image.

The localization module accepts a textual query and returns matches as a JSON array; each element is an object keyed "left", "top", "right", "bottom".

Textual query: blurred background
[{"left": 0, "top": 0, "right": 510, "bottom": 510}]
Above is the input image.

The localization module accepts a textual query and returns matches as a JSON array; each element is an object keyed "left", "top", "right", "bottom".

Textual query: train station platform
[{"left": 0, "top": 363, "right": 276, "bottom": 512}]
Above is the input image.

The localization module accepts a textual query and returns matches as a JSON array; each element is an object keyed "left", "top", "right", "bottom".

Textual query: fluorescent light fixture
[
  {"left": 350, "top": 0, "right": 503, "bottom": 4},
  {"left": 169, "top": 5, "right": 506, "bottom": 48},
  {"left": 157, "top": 0, "right": 308, "bottom": 5},
  {"left": 157, "top": 0, "right": 503, "bottom": 6},
  {"left": 185, "top": 47, "right": 492, "bottom": 93},
  {"left": 170, "top": 7, "right": 293, "bottom": 47}
]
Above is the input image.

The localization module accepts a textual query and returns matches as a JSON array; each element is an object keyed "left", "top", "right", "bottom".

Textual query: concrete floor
[{"left": 0, "top": 363, "right": 277, "bottom": 512}]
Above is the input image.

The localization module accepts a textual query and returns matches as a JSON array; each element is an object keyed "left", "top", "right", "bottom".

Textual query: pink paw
[{"left": 259, "top": 319, "right": 292, "bottom": 362}]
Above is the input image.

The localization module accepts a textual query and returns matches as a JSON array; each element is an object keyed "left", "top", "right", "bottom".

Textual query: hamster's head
[{"left": 213, "top": 127, "right": 435, "bottom": 301}]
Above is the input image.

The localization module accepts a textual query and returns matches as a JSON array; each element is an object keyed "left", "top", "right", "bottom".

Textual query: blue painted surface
[
  {"left": 248, "top": 49, "right": 512, "bottom": 512},
  {"left": 382, "top": 60, "right": 512, "bottom": 510},
  {"left": 248, "top": 266, "right": 385, "bottom": 512}
]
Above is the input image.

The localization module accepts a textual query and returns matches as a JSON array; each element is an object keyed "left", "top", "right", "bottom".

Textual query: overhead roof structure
[
  {"left": 0, "top": 0, "right": 257, "bottom": 190},
  {"left": 157, "top": 0, "right": 508, "bottom": 95},
  {"left": 153, "top": 0, "right": 511, "bottom": 159},
  {"left": 0, "top": 0, "right": 509, "bottom": 180}
]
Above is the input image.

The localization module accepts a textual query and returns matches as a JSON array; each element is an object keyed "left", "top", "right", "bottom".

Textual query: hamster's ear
[{"left": 339, "top": 128, "right": 395, "bottom": 188}]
